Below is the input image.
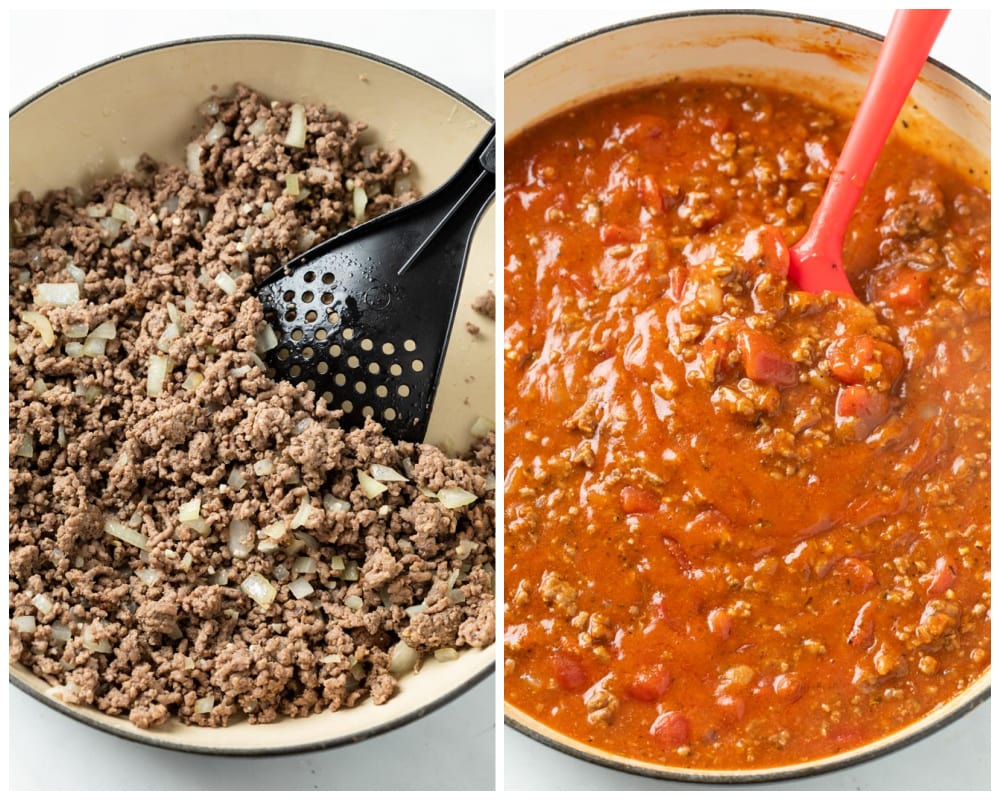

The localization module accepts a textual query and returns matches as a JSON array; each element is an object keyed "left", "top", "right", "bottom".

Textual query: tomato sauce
[{"left": 503, "top": 82, "right": 990, "bottom": 769}]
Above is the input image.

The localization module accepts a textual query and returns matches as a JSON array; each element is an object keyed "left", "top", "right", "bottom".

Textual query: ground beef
[
  {"left": 9, "top": 84, "right": 495, "bottom": 729},
  {"left": 471, "top": 289, "right": 495, "bottom": 320}
]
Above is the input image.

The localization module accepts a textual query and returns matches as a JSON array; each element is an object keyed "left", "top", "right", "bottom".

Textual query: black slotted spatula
[{"left": 255, "top": 124, "right": 495, "bottom": 441}]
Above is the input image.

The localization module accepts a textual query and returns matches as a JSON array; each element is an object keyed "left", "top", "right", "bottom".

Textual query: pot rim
[
  {"left": 502, "top": 9, "right": 991, "bottom": 784},
  {"left": 9, "top": 32, "right": 494, "bottom": 758}
]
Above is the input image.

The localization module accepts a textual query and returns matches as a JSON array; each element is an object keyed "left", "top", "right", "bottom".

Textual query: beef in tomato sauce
[{"left": 503, "top": 81, "right": 990, "bottom": 769}]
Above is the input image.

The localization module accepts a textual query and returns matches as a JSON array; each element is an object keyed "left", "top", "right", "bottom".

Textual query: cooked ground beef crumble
[{"left": 9, "top": 84, "right": 496, "bottom": 728}]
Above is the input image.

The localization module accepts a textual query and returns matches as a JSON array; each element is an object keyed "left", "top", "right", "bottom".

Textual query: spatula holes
[
  {"left": 403, "top": 339, "right": 417, "bottom": 352},
  {"left": 375, "top": 385, "right": 388, "bottom": 398},
  {"left": 277, "top": 347, "right": 291, "bottom": 362},
  {"left": 306, "top": 379, "right": 315, "bottom": 390},
  {"left": 354, "top": 381, "right": 367, "bottom": 395},
  {"left": 382, "top": 342, "right": 395, "bottom": 355},
  {"left": 360, "top": 338, "right": 373, "bottom": 352},
  {"left": 368, "top": 363, "right": 380, "bottom": 375},
  {"left": 302, "top": 290, "right": 314, "bottom": 303},
  {"left": 383, "top": 408, "right": 397, "bottom": 421},
  {"left": 398, "top": 384, "right": 410, "bottom": 398},
  {"left": 304, "top": 270, "right": 316, "bottom": 283},
  {"left": 283, "top": 290, "right": 295, "bottom": 302},
  {"left": 329, "top": 344, "right": 342, "bottom": 358},
  {"left": 284, "top": 309, "right": 297, "bottom": 322},
  {"left": 305, "top": 310, "right": 318, "bottom": 323},
  {"left": 321, "top": 292, "right": 333, "bottom": 305},
  {"left": 342, "top": 328, "right": 355, "bottom": 341},
  {"left": 291, "top": 328, "right": 304, "bottom": 342},
  {"left": 290, "top": 364, "right": 302, "bottom": 378},
  {"left": 341, "top": 400, "right": 353, "bottom": 413},
  {"left": 302, "top": 346, "right": 315, "bottom": 359},
  {"left": 316, "top": 362, "right": 329, "bottom": 375},
  {"left": 322, "top": 391, "right": 334, "bottom": 404},
  {"left": 362, "top": 405, "right": 374, "bottom": 418},
  {"left": 411, "top": 359, "right": 424, "bottom": 372},
  {"left": 321, "top": 273, "right": 335, "bottom": 285},
  {"left": 389, "top": 363, "right": 403, "bottom": 377},
  {"left": 347, "top": 355, "right": 360, "bottom": 369},
  {"left": 327, "top": 311, "right": 341, "bottom": 326},
  {"left": 315, "top": 328, "right": 328, "bottom": 341},
  {"left": 334, "top": 373, "right": 347, "bottom": 387}
]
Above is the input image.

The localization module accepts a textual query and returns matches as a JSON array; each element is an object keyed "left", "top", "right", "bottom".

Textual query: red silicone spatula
[{"left": 787, "top": 9, "right": 950, "bottom": 296}]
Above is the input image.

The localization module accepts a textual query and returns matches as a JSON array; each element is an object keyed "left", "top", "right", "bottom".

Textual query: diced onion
[
  {"left": 284, "top": 103, "right": 307, "bottom": 148},
  {"left": 19, "top": 310, "right": 55, "bottom": 347},
  {"left": 104, "top": 518, "right": 149, "bottom": 550},
  {"left": 228, "top": 519, "right": 253, "bottom": 559},
  {"left": 254, "top": 459, "right": 273, "bottom": 476},
  {"left": 292, "top": 556, "right": 317, "bottom": 575},
  {"left": 178, "top": 498, "right": 201, "bottom": 521},
  {"left": 353, "top": 185, "right": 368, "bottom": 221},
  {"left": 361, "top": 144, "right": 379, "bottom": 169},
  {"left": 357, "top": 469, "right": 388, "bottom": 499},
  {"left": 261, "top": 520, "right": 287, "bottom": 540},
  {"left": 99, "top": 216, "right": 123, "bottom": 243},
  {"left": 273, "top": 563, "right": 290, "bottom": 581},
  {"left": 147, "top": 354, "right": 173, "bottom": 397},
  {"left": 344, "top": 596, "right": 363, "bottom": 611},
  {"left": 186, "top": 142, "right": 203, "bottom": 176},
  {"left": 249, "top": 118, "right": 268, "bottom": 139},
  {"left": 284, "top": 173, "right": 301, "bottom": 197},
  {"left": 289, "top": 577, "right": 314, "bottom": 599},
  {"left": 82, "top": 334, "right": 107, "bottom": 357},
  {"left": 182, "top": 371, "right": 204, "bottom": 391},
  {"left": 228, "top": 466, "right": 247, "bottom": 490},
  {"left": 293, "top": 529, "right": 319, "bottom": 551},
  {"left": 111, "top": 202, "right": 138, "bottom": 227},
  {"left": 135, "top": 567, "right": 161, "bottom": 586},
  {"left": 484, "top": 473, "right": 496, "bottom": 492},
  {"left": 229, "top": 365, "right": 251, "bottom": 378},
  {"left": 434, "top": 647, "right": 459, "bottom": 662},
  {"left": 329, "top": 555, "right": 347, "bottom": 571},
  {"left": 13, "top": 615, "right": 36, "bottom": 634},
  {"left": 255, "top": 323, "right": 278, "bottom": 353},
  {"left": 16, "top": 433, "right": 34, "bottom": 459},
  {"left": 65, "top": 342, "right": 84, "bottom": 357},
  {"left": 82, "top": 623, "right": 112, "bottom": 653},
  {"left": 65, "top": 263, "right": 87, "bottom": 285},
  {"left": 261, "top": 201, "right": 275, "bottom": 220},
  {"left": 405, "top": 603, "right": 428, "bottom": 618},
  {"left": 290, "top": 497, "right": 314, "bottom": 529},
  {"left": 34, "top": 283, "right": 80, "bottom": 308},
  {"left": 64, "top": 323, "right": 89, "bottom": 339},
  {"left": 32, "top": 594, "right": 54, "bottom": 615},
  {"left": 388, "top": 641, "right": 419, "bottom": 676},
  {"left": 51, "top": 623, "right": 71, "bottom": 642},
  {"left": 205, "top": 121, "right": 226, "bottom": 145},
  {"left": 194, "top": 696, "right": 215, "bottom": 714},
  {"left": 456, "top": 540, "right": 477, "bottom": 560},
  {"left": 437, "top": 486, "right": 478, "bottom": 509},
  {"left": 85, "top": 203, "right": 107, "bottom": 218},
  {"left": 370, "top": 464, "right": 409, "bottom": 483},
  {"left": 32, "top": 378, "right": 48, "bottom": 396},
  {"left": 342, "top": 562, "right": 360, "bottom": 582},
  {"left": 394, "top": 176, "right": 413, "bottom": 196},
  {"left": 323, "top": 494, "right": 351, "bottom": 513},
  {"left": 57, "top": 425, "right": 67, "bottom": 447},
  {"left": 157, "top": 321, "right": 180, "bottom": 352},
  {"left": 199, "top": 99, "right": 219, "bottom": 116},
  {"left": 240, "top": 572, "right": 277, "bottom": 608},
  {"left": 214, "top": 272, "right": 238, "bottom": 296}
]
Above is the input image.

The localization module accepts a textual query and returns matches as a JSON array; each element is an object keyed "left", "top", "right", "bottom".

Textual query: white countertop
[
  {"left": 502, "top": 7, "right": 990, "bottom": 792},
  {"left": 8, "top": 7, "right": 495, "bottom": 792}
]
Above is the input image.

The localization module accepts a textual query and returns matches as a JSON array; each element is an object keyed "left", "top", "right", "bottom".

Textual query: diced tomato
[
  {"left": 738, "top": 330, "right": 798, "bottom": 387},
  {"left": 772, "top": 673, "right": 804, "bottom": 702},
  {"left": 837, "top": 557, "right": 877, "bottom": 592},
  {"left": 649, "top": 710, "right": 691, "bottom": 748},
  {"left": 835, "top": 385, "right": 890, "bottom": 440},
  {"left": 626, "top": 665, "right": 672, "bottom": 702},
  {"left": 640, "top": 175, "right": 664, "bottom": 215},
  {"left": 827, "top": 335, "right": 904, "bottom": 388},
  {"left": 715, "top": 694, "right": 746, "bottom": 720},
  {"left": 878, "top": 268, "right": 931, "bottom": 310},
  {"left": 706, "top": 607, "right": 732, "bottom": 639},
  {"left": 599, "top": 224, "right": 642, "bottom": 245},
  {"left": 620, "top": 485, "right": 660, "bottom": 514},
  {"left": 925, "top": 555, "right": 958, "bottom": 597},
  {"left": 847, "top": 601, "right": 875, "bottom": 650},
  {"left": 697, "top": 335, "right": 736, "bottom": 383},
  {"left": 740, "top": 225, "right": 790, "bottom": 279},
  {"left": 669, "top": 265, "right": 688, "bottom": 300},
  {"left": 551, "top": 653, "right": 589, "bottom": 692}
]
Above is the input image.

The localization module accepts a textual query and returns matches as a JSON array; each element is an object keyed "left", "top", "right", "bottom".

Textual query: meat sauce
[{"left": 503, "top": 81, "right": 990, "bottom": 769}]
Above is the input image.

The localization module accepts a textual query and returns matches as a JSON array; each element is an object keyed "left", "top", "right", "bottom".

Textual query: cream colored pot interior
[
  {"left": 10, "top": 37, "right": 494, "bottom": 753},
  {"left": 504, "top": 13, "right": 989, "bottom": 781}
]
